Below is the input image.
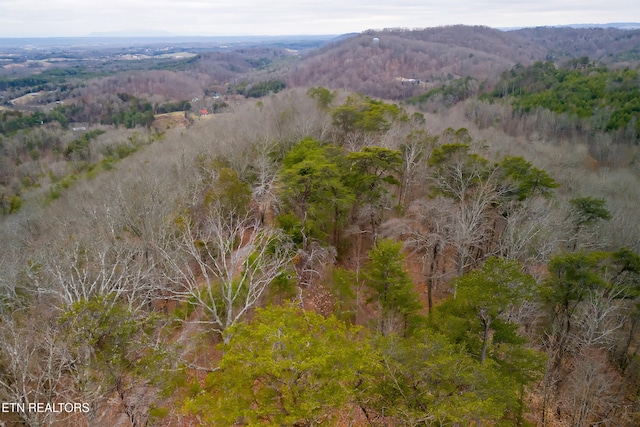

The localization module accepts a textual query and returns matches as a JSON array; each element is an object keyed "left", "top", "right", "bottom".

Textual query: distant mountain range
[
  {"left": 500, "top": 22, "right": 640, "bottom": 31},
  {"left": 557, "top": 22, "right": 640, "bottom": 29},
  {"left": 85, "top": 23, "right": 640, "bottom": 38},
  {"left": 86, "top": 29, "right": 178, "bottom": 37}
]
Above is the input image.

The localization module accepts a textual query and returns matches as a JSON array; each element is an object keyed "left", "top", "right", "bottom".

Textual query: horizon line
[{"left": 0, "top": 22, "right": 639, "bottom": 39}]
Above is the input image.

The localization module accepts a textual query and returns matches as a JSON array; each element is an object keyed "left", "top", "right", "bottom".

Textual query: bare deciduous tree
[
  {"left": 385, "top": 199, "right": 449, "bottom": 313},
  {"left": 562, "top": 347, "right": 623, "bottom": 427},
  {"left": 160, "top": 206, "right": 293, "bottom": 342},
  {"left": 574, "top": 287, "right": 627, "bottom": 349},
  {"left": 0, "top": 314, "right": 76, "bottom": 427},
  {"left": 496, "top": 198, "right": 561, "bottom": 267},
  {"left": 0, "top": 243, "right": 26, "bottom": 314},
  {"left": 429, "top": 149, "right": 506, "bottom": 282},
  {"left": 249, "top": 139, "right": 281, "bottom": 225},
  {"left": 34, "top": 236, "right": 160, "bottom": 312},
  {"left": 397, "top": 130, "right": 435, "bottom": 207}
]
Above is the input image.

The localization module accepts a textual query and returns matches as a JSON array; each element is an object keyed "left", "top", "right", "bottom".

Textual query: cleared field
[
  {"left": 152, "top": 111, "right": 191, "bottom": 129},
  {"left": 10, "top": 92, "right": 44, "bottom": 105},
  {"left": 155, "top": 52, "right": 197, "bottom": 59}
]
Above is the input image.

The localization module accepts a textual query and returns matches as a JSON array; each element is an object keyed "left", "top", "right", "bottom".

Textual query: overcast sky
[{"left": 0, "top": 0, "right": 638, "bottom": 37}]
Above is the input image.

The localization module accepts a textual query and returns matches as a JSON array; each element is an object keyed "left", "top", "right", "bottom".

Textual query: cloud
[{"left": 0, "top": 0, "right": 638, "bottom": 37}]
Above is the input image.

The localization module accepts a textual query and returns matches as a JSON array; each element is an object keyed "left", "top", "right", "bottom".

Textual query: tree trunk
[
  {"left": 426, "top": 242, "right": 439, "bottom": 313},
  {"left": 480, "top": 313, "right": 491, "bottom": 364}
]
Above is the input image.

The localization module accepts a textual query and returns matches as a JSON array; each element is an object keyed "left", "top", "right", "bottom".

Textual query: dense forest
[{"left": 1, "top": 25, "right": 640, "bottom": 427}]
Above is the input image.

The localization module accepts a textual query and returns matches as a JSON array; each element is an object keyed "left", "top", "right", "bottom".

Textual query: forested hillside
[
  {"left": 289, "top": 26, "right": 545, "bottom": 100},
  {"left": 513, "top": 27, "right": 640, "bottom": 62},
  {"left": 287, "top": 25, "right": 640, "bottom": 103},
  {"left": 1, "top": 26, "right": 640, "bottom": 427},
  {"left": 491, "top": 60, "right": 640, "bottom": 134}
]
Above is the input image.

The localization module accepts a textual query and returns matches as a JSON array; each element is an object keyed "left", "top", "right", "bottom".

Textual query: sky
[{"left": 0, "top": 0, "right": 638, "bottom": 37}]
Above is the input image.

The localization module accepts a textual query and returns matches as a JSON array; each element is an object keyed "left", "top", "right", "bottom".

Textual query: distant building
[{"left": 396, "top": 77, "right": 422, "bottom": 85}]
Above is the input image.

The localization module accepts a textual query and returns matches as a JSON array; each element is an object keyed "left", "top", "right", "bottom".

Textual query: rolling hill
[{"left": 287, "top": 25, "right": 640, "bottom": 99}]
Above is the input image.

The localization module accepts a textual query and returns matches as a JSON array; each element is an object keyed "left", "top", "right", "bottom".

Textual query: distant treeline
[
  {"left": 154, "top": 100, "right": 191, "bottom": 114},
  {"left": 228, "top": 79, "right": 286, "bottom": 98},
  {"left": 0, "top": 67, "right": 98, "bottom": 92},
  {"left": 0, "top": 95, "right": 193, "bottom": 135},
  {"left": 0, "top": 107, "right": 73, "bottom": 135},
  {"left": 490, "top": 58, "right": 640, "bottom": 137},
  {"left": 0, "top": 76, "right": 51, "bottom": 91},
  {"left": 406, "top": 76, "right": 479, "bottom": 108}
]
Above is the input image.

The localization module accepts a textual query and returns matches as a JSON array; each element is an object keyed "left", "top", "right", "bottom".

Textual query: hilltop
[
  {"left": 288, "top": 26, "right": 544, "bottom": 99},
  {"left": 513, "top": 26, "right": 640, "bottom": 62},
  {"left": 288, "top": 25, "right": 640, "bottom": 99}
]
